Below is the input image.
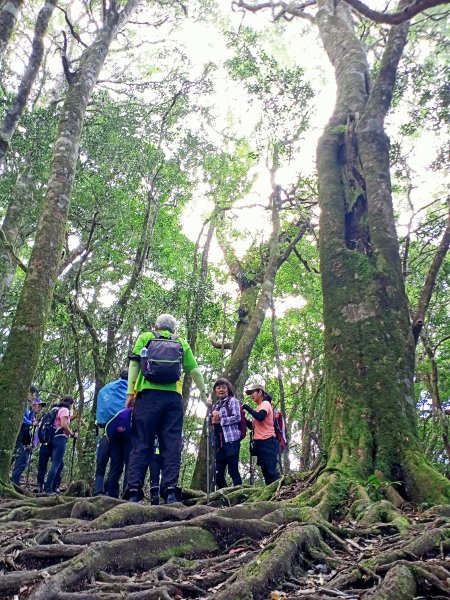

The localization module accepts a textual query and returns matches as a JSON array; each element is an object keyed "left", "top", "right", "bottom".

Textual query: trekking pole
[
  {"left": 24, "top": 447, "right": 33, "bottom": 488},
  {"left": 206, "top": 411, "right": 210, "bottom": 504},
  {"left": 24, "top": 425, "right": 36, "bottom": 488},
  {"left": 69, "top": 434, "right": 76, "bottom": 482}
]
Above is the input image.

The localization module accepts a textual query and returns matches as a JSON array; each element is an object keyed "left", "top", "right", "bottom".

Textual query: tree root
[
  {"left": 364, "top": 525, "right": 450, "bottom": 568},
  {"left": 0, "top": 478, "right": 449, "bottom": 599},
  {"left": 211, "top": 523, "right": 328, "bottom": 600},
  {"left": 361, "top": 563, "right": 417, "bottom": 599},
  {"left": 28, "top": 526, "right": 218, "bottom": 599}
]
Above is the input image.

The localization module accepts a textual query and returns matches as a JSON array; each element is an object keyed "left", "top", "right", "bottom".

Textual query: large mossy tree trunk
[
  {"left": 0, "top": 0, "right": 141, "bottom": 485},
  {"left": 316, "top": 0, "right": 450, "bottom": 504}
]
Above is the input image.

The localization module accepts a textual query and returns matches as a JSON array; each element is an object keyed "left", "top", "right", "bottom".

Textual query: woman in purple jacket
[{"left": 211, "top": 378, "right": 242, "bottom": 489}]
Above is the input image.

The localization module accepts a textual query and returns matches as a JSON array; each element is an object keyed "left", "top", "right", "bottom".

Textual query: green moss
[
  {"left": 245, "top": 543, "right": 277, "bottom": 576},
  {"left": 403, "top": 449, "right": 450, "bottom": 505}
]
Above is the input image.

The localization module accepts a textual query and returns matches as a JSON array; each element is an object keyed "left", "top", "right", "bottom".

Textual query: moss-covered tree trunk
[
  {"left": 0, "top": 0, "right": 141, "bottom": 485},
  {"left": 316, "top": 0, "right": 450, "bottom": 503}
]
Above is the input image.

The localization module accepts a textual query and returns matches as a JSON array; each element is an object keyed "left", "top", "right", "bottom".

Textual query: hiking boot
[
  {"left": 124, "top": 488, "right": 143, "bottom": 503},
  {"left": 33, "top": 484, "right": 44, "bottom": 494},
  {"left": 150, "top": 486, "right": 160, "bottom": 506},
  {"left": 93, "top": 475, "right": 105, "bottom": 496},
  {"left": 165, "top": 487, "right": 178, "bottom": 505},
  {"left": 54, "top": 488, "right": 61, "bottom": 494}
]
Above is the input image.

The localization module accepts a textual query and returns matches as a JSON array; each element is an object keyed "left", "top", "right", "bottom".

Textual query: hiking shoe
[
  {"left": 165, "top": 490, "right": 178, "bottom": 504},
  {"left": 150, "top": 486, "right": 160, "bottom": 506},
  {"left": 124, "top": 488, "right": 143, "bottom": 503},
  {"left": 54, "top": 488, "right": 61, "bottom": 494}
]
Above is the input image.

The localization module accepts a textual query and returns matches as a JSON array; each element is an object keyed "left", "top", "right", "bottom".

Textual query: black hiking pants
[
  {"left": 254, "top": 437, "right": 280, "bottom": 485},
  {"left": 215, "top": 439, "right": 242, "bottom": 488},
  {"left": 126, "top": 389, "right": 183, "bottom": 499},
  {"left": 107, "top": 432, "right": 131, "bottom": 498}
]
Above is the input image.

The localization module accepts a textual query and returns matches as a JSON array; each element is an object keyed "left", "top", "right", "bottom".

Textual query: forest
[{"left": 0, "top": 0, "right": 449, "bottom": 598}]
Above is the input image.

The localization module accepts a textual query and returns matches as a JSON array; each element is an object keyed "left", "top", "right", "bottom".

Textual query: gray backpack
[{"left": 140, "top": 332, "right": 183, "bottom": 384}]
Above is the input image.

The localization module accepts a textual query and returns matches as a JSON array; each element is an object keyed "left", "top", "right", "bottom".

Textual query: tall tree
[
  {"left": 240, "top": 0, "right": 450, "bottom": 507},
  {"left": 0, "top": 0, "right": 141, "bottom": 485}
]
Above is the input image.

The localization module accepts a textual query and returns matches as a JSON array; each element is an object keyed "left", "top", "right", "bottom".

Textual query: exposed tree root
[
  {"left": 0, "top": 481, "right": 448, "bottom": 600},
  {"left": 362, "top": 562, "right": 417, "bottom": 599}
]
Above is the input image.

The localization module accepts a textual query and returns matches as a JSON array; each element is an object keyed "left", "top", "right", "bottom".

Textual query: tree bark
[{"left": 0, "top": 0, "right": 141, "bottom": 484}]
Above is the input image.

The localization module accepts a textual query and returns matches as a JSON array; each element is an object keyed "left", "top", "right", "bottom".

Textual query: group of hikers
[
  {"left": 11, "top": 313, "right": 286, "bottom": 502},
  {"left": 11, "top": 388, "right": 77, "bottom": 494}
]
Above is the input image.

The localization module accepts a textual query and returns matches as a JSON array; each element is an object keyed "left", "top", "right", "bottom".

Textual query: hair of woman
[
  {"left": 263, "top": 392, "right": 272, "bottom": 403},
  {"left": 57, "top": 395, "right": 75, "bottom": 409},
  {"left": 213, "top": 377, "right": 234, "bottom": 397}
]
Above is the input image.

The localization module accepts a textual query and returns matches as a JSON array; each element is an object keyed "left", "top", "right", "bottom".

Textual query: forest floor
[{"left": 0, "top": 477, "right": 449, "bottom": 600}]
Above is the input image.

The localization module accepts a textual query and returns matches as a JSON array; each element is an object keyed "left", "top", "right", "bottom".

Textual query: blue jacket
[
  {"left": 96, "top": 378, "right": 128, "bottom": 426},
  {"left": 22, "top": 403, "right": 34, "bottom": 427}
]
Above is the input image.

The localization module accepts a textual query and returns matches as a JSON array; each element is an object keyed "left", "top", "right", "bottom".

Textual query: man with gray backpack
[{"left": 124, "top": 314, "right": 207, "bottom": 504}]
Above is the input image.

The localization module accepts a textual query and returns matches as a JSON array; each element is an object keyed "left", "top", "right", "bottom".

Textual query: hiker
[
  {"left": 44, "top": 396, "right": 77, "bottom": 494},
  {"left": 210, "top": 378, "right": 242, "bottom": 489},
  {"left": 243, "top": 383, "right": 280, "bottom": 485},
  {"left": 105, "top": 407, "right": 132, "bottom": 498},
  {"left": 94, "top": 369, "right": 128, "bottom": 495},
  {"left": 11, "top": 386, "right": 46, "bottom": 486},
  {"left": 35, "top": 432, "right": 61, "bottom": 494},
  {"left": 125, "top": 313, "right": 207, "bottom": 504}
]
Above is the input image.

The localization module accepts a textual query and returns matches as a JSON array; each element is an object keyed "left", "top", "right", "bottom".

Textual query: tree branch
[
  {"left": 0, "top": 227, "right": 27, "bottom": 273},
  {"left": 344, "top": 0, "right": 450, "bottom": 25}
]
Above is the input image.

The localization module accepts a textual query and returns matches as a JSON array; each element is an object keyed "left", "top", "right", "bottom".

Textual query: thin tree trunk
[
  {"left": 0, "top": 0, "right": 141, "bottom": 484},
  {"left": 0, "top": 0, "right": 57, "bottom": 162},
  {"left": 270, "top": 301, "right": 290, "bottom": 474},
  {"left": 0, "top": 0, "right": 24, "bottom": 60},
  {"left": 0, "top": 163, "right": 34, "bottom": 305},
  {"left": 421, "top": 337, "right": 450, "bottom": 464}
]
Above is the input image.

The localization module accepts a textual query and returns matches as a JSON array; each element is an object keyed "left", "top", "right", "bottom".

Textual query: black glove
[{"left": 242, "top": 403, "right": 250, "bottom": 411}]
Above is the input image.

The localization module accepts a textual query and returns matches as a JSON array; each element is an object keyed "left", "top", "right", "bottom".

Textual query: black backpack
[
  {"left": 38, "top": 407, "right": 59, "bottom": 444},
  {"left": 140, "top": 332, "right": 183, "bottom": 384}
]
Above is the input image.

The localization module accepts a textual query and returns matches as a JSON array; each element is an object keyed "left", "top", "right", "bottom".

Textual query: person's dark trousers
[
  {"left": 149, "top": 453, "right": 162, "bottom": 488},
  {"left": 94, "top": 435, "right": 110, "bottom": 495},
  {"left": 254, "top": 437, "right": 280, "bottom": 485},
  {"left": 37, "top": 443, "right": 52, "bottom": 487},
  {"left": 215, "top": 440, "right": 242, "bottom": 489},
  {"left": 11, "top": 435, "right": 31, "bottom": 485},
  {"left": 126, "top": 389, "right": 183, "bottom": 500},
  {"left": 107, "top": 433, "right": 131, "bottom": 498},
  {"left": 45, "top": 435, "right": 68, "bottom": 493}
]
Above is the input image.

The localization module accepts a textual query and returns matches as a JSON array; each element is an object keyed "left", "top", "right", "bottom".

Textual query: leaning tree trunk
[
  {"left": 0, "top": 0, "right": 24, "bottom": 61},
  {"left": 0, "top": 163, "right": 34, "bottom": 306},
  {"left": 316, "top": 0, "right": 450, "bottom": 503},
  {"left": 0, "top": 0, "right": 141, "bottom": 485},
  {"left": 0, "top": 0, "right": 57, "bottom": 163}
]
